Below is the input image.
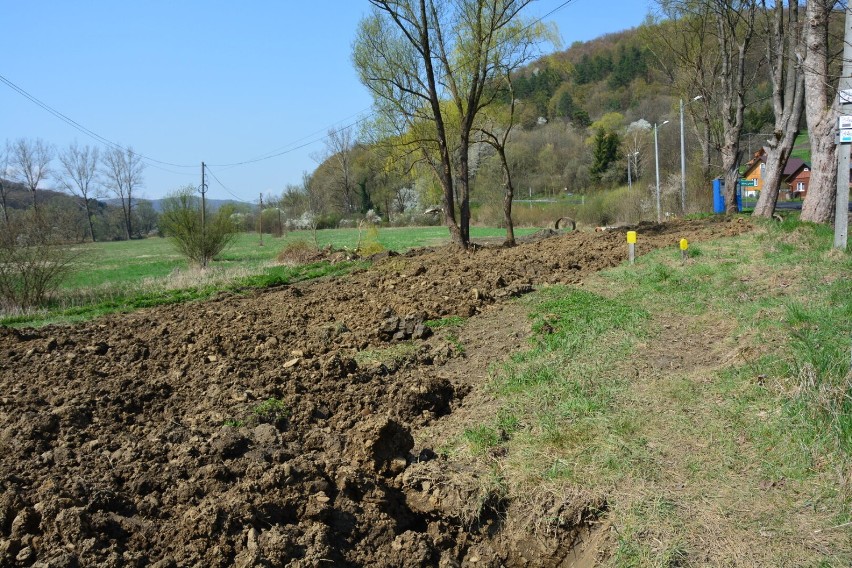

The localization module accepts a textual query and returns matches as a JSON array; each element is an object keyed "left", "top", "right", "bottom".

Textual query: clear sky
[{"left": 0, "top": 1, "right": 654, "bottom": 203}]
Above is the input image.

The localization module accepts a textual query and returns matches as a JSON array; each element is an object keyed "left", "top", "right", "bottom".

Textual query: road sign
[
  {"left": 840, "top": 115, "right": 852, "bottom": 129},
  {"left": 740, "top": 179, "right": 757, "bottom": 187}
]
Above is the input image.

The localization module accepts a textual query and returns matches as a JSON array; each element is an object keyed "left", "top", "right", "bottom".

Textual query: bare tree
[
  {"left": 646, "top": 2, "right": 721, "bottom": 183},
  {"left": 0, "top": 144, "right": 10, "bottom": 223},
  {"left": 58, "top": 142, "right": 102, "bottom": 241},
  {"left": 324, "top": 127, "right": 357, "bottom": 214},
  {"left": 10, "top": 138, "right": 53, "bottom": 211},
  {"left": 476, "top": 71, "right": 520, "bottom": 246},
  {"left": 651, "top": 0, "right": 760, "bottom": 212},
  {"left": 102, "top": 147, "right": 145, "bottom": 240},
  {"left": 800, "top": 0, "right": 839, "bottom": 223},
  {"left": 753, "top": 1, "right": 806, "bottom": 218},
  {"left": 709, "top": 0, "right": 760, "bottom": 213}
]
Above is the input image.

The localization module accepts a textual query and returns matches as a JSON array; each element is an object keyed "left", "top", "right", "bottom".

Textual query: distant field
[
  {"left": 66, "top": 226, "right": 536, "bottom": 290},
  {"left": 790, "top": 132, "right": 810, "bottom": 163},
  {"left": 4, "top": 225, "right": 538, "bottom": 327}
]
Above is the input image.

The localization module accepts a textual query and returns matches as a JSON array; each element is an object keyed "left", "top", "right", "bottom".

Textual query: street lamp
[
  {"left": 680, "top": 95, "right": 703, "bottom": 214},
  {"left": 627, "top": 151, "right": 639, "bottom": 191},
  {"left": 654, "top": 120, "right": 670, "bottom": 223}
]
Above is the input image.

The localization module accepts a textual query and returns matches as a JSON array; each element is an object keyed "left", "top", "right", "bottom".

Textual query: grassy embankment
[
  {"left": 446, "top": 219, "right": 851, "bottom": 565},
  {"left": 1, "top": 226, "right": 536, "bottom": 328}
]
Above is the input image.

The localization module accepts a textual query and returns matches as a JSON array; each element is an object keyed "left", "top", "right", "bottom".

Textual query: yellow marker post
[
  {"left": 627, "top": 231, "right": 637, "bottom": 264},
  {"left": 680, "top": 238, "right": 689, "bottom": 263}
]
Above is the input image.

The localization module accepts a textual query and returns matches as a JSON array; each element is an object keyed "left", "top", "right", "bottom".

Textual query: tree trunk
[
  {"left": 498, "top": 146, "right": 515, "bottom": 247},
  {"left": 458, "top": 129, "right": 471, "bottom": 245},
  {"left": 85, "top": 200, "right": 97, "bottom": 242},
  {"left": 0, "top": 183, "right": 8, "bottom": 223},
  {"left": 721, "top": 137, "right": 741, "bottom": 214},
  {"left": 801, "top": 0, "right": 837, "bottom": 223},
  {"left": 754, "top": 2, "right": 805, "bottom": 218},
  {"left": 123, "top": 199, "right": 132, "bottom": 241}
]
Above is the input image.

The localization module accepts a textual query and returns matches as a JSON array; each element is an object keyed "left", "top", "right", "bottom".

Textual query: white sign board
[
  {"left": 840, "top": 129, "right": 852, "bottom": 143},
  {"left": 840, "top": 115, "right": 852, "bottom": 130},
  {"left": 841, "top": 89, "right": 852, "bottom": 104}
]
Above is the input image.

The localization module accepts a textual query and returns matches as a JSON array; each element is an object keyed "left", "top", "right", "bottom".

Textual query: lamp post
[
  {"left": 680, "top": 95, "right": 702, "bottom": 214},
  {"left": 654, "top": 120, "right": 669, "bottom": 223}
]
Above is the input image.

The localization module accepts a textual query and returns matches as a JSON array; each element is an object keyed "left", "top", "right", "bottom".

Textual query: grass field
[
  {"left": 443, "top": 219, "right": 852, "bottom": 565},
  {"left": 65, "top": 226, "right": 536, "bottom": 289}
]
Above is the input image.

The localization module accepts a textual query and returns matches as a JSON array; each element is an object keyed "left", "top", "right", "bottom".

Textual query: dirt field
[{"left": 0, "top": 219, "right": 751, "bottom": 567}]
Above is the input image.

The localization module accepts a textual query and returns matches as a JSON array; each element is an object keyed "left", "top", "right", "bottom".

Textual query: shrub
[
  {"left": 159, "top": 186, "right": 238, "bottom": 268},
  {"left": 277, "top": 240, "right": 319, "bottom": 265},
  {"left": 0, "top": 210, "right": 81, "bottom": 311},
  {"left": 357, "top": 223, "right": 386, "bottom": 256}
]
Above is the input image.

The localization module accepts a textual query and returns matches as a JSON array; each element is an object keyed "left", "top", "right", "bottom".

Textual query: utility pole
[
  {"left": 835, "top": 4, "right": 852, "bottom": 250},
  {"left": 200, "top": 162, "right": 208, "bottom": 267},
  {"left": 200, "top": 162, "right": 207, "bottom": 232},
  {"left": 680, "top": 99, "right": 687, "bottom": 214},
  {"left": 258, "top": 193, "right": 264, "bottom": 247}
]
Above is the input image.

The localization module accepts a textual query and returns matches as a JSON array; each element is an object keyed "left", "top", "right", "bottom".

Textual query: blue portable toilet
[{"left": 713, "top": 178, "right": 742, "bottom": 213}]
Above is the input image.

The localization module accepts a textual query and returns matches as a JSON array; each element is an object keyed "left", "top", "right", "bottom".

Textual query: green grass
[
  {"left": 790, "top": 131, "right": 811, "bottom": 163},
  {"left": 425, "top": 316, "right": 468, "bottom": 329},
  {"left": 1, "top": 260, "right": 363, "bottom": 327},
  {"left": 448, "top": 218, "right": 851, "bottom": 565}
]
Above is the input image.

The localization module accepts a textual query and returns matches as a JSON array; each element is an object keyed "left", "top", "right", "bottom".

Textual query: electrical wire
[
  {"left": 0, "top": 73, "right": 197, "bottom": 169},
  {"left": 1, "top": 0, "right": 583, "bottom": 185},
  {"left": 203, "top": 164, "right": 246, "bottom": 202}
]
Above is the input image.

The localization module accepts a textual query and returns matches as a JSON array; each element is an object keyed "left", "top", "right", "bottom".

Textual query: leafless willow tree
[
  {"left": 800, "top": 0, "right": 841, "bottom": 223},
  {"left": 102, "top": 146, "right": 145, "bottom": 240},
  {"left": 753, "top": 0, "right": 806, "bottom": 218},
  {"left": 10, "top": 138, "right": 53, "bottom": 211},
  {"left": 58, "top": 142, "right": 102, "bottom": 241}
]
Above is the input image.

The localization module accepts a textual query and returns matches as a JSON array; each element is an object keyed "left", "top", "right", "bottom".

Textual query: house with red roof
[{"left": 740, "top": 148, "right": 810, "bottom": 200}]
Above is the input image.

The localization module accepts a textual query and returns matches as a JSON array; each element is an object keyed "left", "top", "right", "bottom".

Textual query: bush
[
  {"left": 0, "top": 211, "right": 80, "bottom": 311},
  {"left": 357, "top": 223, "right": 386, "bottom": 255},
  {"left": 159, "top": 187, "right": 238, "bottom": 268}
]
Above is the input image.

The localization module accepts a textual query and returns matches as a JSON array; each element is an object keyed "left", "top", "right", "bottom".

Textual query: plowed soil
[{"left": 0, "top": 219, "right": 751, "bottom": 567}]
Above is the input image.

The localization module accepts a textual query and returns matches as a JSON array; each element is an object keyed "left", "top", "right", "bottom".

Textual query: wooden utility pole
[
  {"left": 200, "top": 163, "right": 207, "bottom": 232},
  {"left": 258, "top": 193, "right": 264, "bottom": 247}
]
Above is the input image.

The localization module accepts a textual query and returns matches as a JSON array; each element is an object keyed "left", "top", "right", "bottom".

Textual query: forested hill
[{"left": 510, "top": 28, "right": 659, "bottom": 129}]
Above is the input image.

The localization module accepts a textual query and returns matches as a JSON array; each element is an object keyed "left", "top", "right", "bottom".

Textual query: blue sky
[{"left": 0, "top": 1, "right": 653, "bottom": 202}]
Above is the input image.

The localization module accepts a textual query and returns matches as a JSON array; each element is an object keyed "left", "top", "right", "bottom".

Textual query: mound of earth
[{"left": 0, "top": 219, "right": 750, "bottom": 567}]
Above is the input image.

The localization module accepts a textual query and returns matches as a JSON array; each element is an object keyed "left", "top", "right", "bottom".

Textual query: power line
[
  {"left": 0, "top": 72, "right": 196, "bottom": 169},
  {"left": 207, "top": 113, "right": 373, "bottom": 168},
  {"left": 204, "top": 164, "right": 245, "bottom": 202},
  {"left": 1, "top": 0, "right": 582, "bottom": 188}
]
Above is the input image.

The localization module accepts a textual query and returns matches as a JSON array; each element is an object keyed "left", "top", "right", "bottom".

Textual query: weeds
[
  {"left": 425, "top": 316, "right": 467, "bottom": 329},
  {"left": 224, "top": 398, "right": 290, "bottom": 429},
  {"left": 252, "top": 397, "right": 290, "bottom": 424}
]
